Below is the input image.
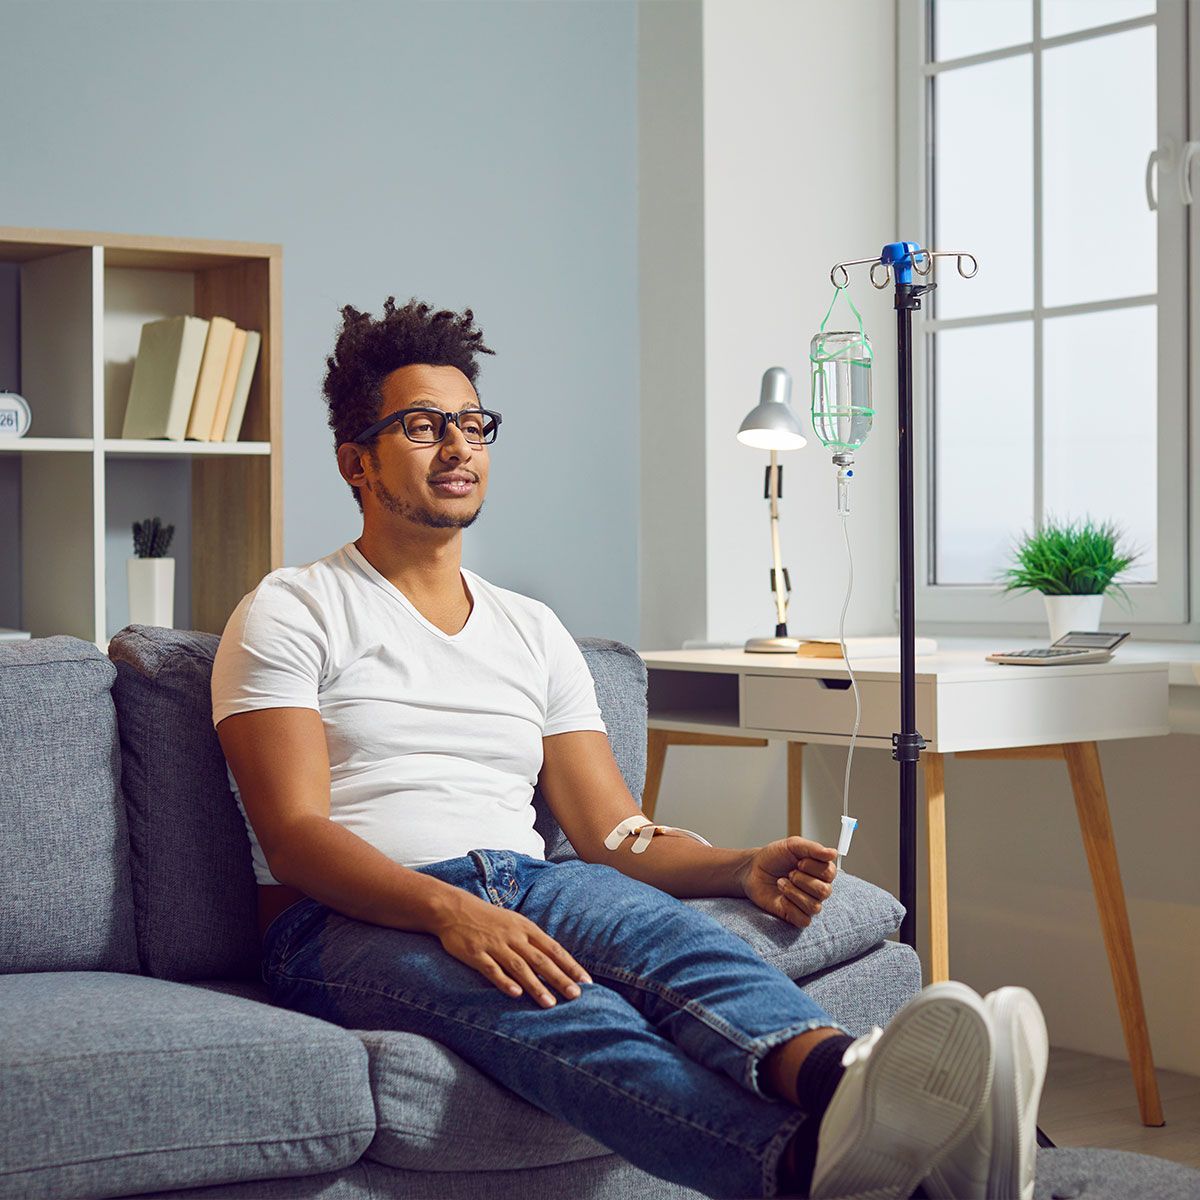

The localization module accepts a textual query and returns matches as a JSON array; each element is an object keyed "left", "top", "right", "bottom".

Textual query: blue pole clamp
[{"left": 880, "top": 242, "right": 924, "bottom": 286}]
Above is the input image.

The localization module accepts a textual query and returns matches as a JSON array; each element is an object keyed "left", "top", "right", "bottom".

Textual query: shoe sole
[
  {"left": 811, "top": 982, "right": 994, "bottom": 1200},
  {"left": 987, "top": 987, "right": 1048, "bottom": 1200}
]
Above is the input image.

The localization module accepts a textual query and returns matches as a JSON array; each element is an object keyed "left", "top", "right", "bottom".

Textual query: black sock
[{"left": 783, "top": 1033, "right": 855, "bottom": 1196}]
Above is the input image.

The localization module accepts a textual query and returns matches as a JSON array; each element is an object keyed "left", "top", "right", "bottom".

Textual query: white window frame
[{"left": 898, "top": 0, "right": 1190, "bottom": 633}]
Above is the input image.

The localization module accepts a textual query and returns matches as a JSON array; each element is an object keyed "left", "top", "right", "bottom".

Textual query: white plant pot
[
  {"left": 128, "top": 557, "right": 175, "bottom": 628},
  {"left": 1042, "top": 593, "right": 1103, "bottom": 644}
]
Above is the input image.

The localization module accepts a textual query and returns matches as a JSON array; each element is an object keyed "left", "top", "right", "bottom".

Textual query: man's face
[{"left": 356, "top": 364, "right": 490, "bottom": 530}]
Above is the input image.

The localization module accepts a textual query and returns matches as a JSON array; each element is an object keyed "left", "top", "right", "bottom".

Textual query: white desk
[{"left": 638, "top": 643, "right": 1170, "bottom": 1126}]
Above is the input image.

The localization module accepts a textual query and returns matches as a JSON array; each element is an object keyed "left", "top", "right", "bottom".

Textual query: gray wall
[
  {"left": 0, "top": 0, "right": 638, "bottom": 645},
  {"left": 638, "top": 0, "right": 707, "bottom": 652}
]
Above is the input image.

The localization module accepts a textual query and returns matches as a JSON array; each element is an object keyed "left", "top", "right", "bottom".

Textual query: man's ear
[{"left": 337, "top": 442, "right": 368, "bottom": 489}]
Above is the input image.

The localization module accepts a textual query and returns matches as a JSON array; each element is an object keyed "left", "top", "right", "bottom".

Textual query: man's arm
[
  {"left": 217, "top": 707, "right": 464, "bottom": 933},
  {"left": 538, "top": 729, "right": 754, "bottom": 898},
  {"left": 219, "top": 706, "right": 593, "bottom": 1004}
]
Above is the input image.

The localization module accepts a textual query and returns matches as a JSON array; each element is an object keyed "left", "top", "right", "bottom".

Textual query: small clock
[{"left": 0, "top": 392, "right": 31, "bottom": 438}]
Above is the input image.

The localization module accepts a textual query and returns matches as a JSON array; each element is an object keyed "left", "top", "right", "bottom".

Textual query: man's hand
[
  {"left": 429, "top": 891, "right": 593, "bottom": 1008},
  {"left": 737, "top": 836, "right": 838, "bottom": 928}
]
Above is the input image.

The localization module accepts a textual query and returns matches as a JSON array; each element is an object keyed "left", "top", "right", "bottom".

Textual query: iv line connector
[{"left": 891, "top": 731, "right": 926, "bottom": 763}]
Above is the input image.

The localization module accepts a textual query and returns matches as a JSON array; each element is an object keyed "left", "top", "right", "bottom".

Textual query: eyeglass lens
[{"left": 401, "top": 409, "right": 497, "bottom": 445}]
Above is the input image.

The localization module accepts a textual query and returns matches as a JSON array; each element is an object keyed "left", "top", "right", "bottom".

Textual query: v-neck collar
[{"left": 345, "top": 542, "right": 477, "bottom": 643}]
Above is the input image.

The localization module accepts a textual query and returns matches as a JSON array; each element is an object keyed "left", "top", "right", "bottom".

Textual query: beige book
[
  {"left": 795, "top": 636, "right": 939, "bottom": 658},
  {"left": 221, "top": 330, "right": 262, "bottom": 443},
  {"left": 208, "top": 327, "right": 247, "bottom": 440},
  {"left": 185, "top": 316, "right": 237, "bottom": 441},
  {"left": 121, "top": 315, "right": 210, "bottom": 440}
]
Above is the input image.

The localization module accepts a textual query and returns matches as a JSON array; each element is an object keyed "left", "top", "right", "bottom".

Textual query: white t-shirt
[{"left": 211, "top": 541, "right": 607, "bottom": 884}]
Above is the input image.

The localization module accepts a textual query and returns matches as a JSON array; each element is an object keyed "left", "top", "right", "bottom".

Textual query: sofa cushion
[
  {"left": 800, "top": 939, "right": 922, "bottom": 1038},
  {"left": 107, "top": 626, "right": 649, "bottom": 982},
  {"left": 0, "top": 636, "right": 138, "bottom": 974},
  {"left": 0, "top": 971, "right": 375, "bottom": 1200},
  {"left": 534, "top": 638, "right": 648, "bottom": 862},
  {"left": 683, "top": 870, "right": 906, "bottom": 982},
  {"left": 108, "top": 625, "right": 261, "bottom": 981},
  {"left": 357, "top": 1029, "right": 609, "bottom": 1172}
]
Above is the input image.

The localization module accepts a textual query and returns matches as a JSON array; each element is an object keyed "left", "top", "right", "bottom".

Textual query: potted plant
[
  {"left": 1001, "top": 517, "right": 1137, "bottom": 643},
  {"left": 128, "top": 516, "right": 176, "bottom": 628}
]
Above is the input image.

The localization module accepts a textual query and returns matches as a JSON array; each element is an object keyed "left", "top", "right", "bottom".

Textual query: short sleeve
[
  {"left": 211, "top": 579, "right": 327, "bottom": 728},
  {"left": 541, "top": 606, "right": 607, "bottom": 738}
]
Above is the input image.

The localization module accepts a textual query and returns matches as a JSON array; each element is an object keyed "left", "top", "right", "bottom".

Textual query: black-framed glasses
[{"left": 351, "top": 406, "right": 502, "bottom": 447}]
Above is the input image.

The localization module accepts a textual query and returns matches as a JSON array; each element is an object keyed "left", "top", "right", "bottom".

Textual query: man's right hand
[{"left": 429, "top": 891, "right": 593, "bottom": 1008}]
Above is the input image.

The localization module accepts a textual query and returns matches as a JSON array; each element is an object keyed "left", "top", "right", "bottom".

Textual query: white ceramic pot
[
  {"left": 128, "top": 557, "right": 175, "bottom": 628},
  {"left": 1042, "top": 593, "right": 1103, "bottom": 644}
]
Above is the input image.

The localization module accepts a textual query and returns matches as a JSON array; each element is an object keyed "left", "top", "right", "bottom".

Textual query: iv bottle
[{"left": 809, "top": 329, "right": 874, "bottom": 452}]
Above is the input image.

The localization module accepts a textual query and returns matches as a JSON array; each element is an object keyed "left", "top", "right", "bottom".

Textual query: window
[{"left": 899, "top": 1, "right": 1189, "bottom": 626}]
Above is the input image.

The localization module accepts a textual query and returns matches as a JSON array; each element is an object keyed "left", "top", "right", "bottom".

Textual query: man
[{"left": 212, "top": 298, "right": 1047, "bottom": 1199}]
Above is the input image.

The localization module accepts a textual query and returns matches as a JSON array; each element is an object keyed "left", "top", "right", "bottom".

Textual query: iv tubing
[{"left": 836, "top": 510, "right": 861, "bottom": 871}]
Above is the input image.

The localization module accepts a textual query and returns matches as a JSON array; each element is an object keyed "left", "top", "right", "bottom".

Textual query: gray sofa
[
  {"left": 5, "top": 628, "right": 1193, "bottom": 1200},
  {"left": 0, "top": 627, "right": 920, "bottom": 1199}
]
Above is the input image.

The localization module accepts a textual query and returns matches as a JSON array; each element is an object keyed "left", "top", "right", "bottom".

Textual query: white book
[
  {"left": 220, "top": 330, "right": 262, "bottom": 442},
  {"left": 121, "top": 316, "right": 210, "bottom": 441}
]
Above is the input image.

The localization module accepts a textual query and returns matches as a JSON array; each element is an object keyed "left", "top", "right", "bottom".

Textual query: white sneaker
[
  {"left": 809, "top": 981, "right": 994, "bottom": 1200},
  {"left": 922, "top": 986, "right": 1049, "bottom": 1200}
]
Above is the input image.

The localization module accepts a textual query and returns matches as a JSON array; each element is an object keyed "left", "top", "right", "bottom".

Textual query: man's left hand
[{"left": 737, "top": 836, "right": 837, "bottom": 928}]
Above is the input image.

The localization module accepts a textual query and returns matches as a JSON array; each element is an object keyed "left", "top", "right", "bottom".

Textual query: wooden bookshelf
[{"left": 0, "top": 226, "right": 282, "bottom": 647}]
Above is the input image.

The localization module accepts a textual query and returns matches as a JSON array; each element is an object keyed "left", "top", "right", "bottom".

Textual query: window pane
[
  {"left": 934, "top": 323, "right": 1034, "bottom": 584},
  {"left": 934, "top": 56, "right": 1033, "bottom": 319},
  {"left": 1043, "top": 28, "right": 1156, "bottom": 307},
  {"left": 1042, "top": 307, "right": 1156, "bottom": 581},
  {"left": 1042, "top": 0, "right": 1154, "bottom": 39},
  {"left": 934, "top": 0, "right": 1031, "bottom": 61}
]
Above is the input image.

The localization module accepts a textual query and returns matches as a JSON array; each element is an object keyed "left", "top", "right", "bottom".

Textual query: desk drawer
[{"left": 742, "top": 673, "right": 934, "bottom": 741}]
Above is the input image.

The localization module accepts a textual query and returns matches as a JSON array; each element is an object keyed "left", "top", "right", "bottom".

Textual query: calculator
[{"left": 986, "top": 630, "right": 1131, "bottom": 666}]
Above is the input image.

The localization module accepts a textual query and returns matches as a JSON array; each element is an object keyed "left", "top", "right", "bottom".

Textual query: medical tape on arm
[{"left": 603, "top": 814, "right": 714, "bottom": 855}]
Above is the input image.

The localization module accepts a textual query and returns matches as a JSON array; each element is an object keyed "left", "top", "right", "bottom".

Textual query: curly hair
[{"left": 324, "top": 297, "right": 494, "bottom": 511}]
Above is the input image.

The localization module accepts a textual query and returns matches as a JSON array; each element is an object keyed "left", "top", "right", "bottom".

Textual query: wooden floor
[{"left": 1040, "top": 1047, "right": 1200, "bottom": 1169}]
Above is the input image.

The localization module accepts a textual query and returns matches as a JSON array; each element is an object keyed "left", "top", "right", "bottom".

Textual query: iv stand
[{"left": 828, "top": 242, "right": 977, "bottom": 951}]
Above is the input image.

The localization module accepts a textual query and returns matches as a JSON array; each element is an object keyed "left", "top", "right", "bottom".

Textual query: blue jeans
[{"left": 262, "top": 850, "right": 846, "bottom": 1198}]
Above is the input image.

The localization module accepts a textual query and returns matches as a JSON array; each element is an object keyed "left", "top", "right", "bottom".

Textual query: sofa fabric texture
[
  {"left": 685, "top": 874, "right": 904, "bottom": 982},
  {"left": 0, "top": 971, "right": 376, "bottom": 1200},
  {"left": 109, "top": 626, "right": 262, "bottom": 982},
  {"left": 0, "top": 636, "right": 138, "bottom": 975},
  {"left": 129, "top": 1148, "right": 1200, "bottom": 1200}
]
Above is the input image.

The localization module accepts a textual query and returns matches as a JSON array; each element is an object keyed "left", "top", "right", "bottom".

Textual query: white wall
[
  {"left": 701, "top": 0, "right": 899, "bottom": 648},
  {"left": 641, "top": 0, "right": 1200, "bottom": 1080}
]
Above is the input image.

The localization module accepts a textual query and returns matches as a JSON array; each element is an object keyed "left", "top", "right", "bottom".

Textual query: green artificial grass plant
[{"left": 1001, "top": 517, "right": 1137, "bottom": 603}]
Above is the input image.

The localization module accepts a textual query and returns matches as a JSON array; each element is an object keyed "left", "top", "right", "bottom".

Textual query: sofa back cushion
[
  {"left": 534, "top": 638, "right": 648, "bottom": 861},
  {"left": 107, "top": 625, "right": 649, "bottom": 982},
  {"left": 109, "top": 626, "right": 260, "bottom": 981},
  {"left": 0, "top": 636, "right": 139, "bottom": 973}
]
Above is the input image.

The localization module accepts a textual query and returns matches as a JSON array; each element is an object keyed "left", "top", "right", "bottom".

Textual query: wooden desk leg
[
  {"left": 1063, "top": 741, "right": 1165, "bottom": 1127},
  {"left": 786, "top": 743, "right": 804, "bottom": 837},
  {"left": 924, "top": 751, "right": 950, "bottom": 984},
  {"left": 643, "top": 729, "right": 669, "bottom": 820}
]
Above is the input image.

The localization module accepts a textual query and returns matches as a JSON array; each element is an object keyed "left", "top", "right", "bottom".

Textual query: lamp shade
[{"left": 736, "top": 366, "right": 807, "bottom": 450}]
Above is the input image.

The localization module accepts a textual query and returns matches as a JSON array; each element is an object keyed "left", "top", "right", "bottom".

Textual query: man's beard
[{"left": 372, "top": 478, "right": 483, "bottom": 529}]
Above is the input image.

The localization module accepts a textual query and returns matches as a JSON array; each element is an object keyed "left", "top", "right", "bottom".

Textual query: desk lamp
[{"left": 737, "top": 367, "right": 807, "bottom": 652}]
